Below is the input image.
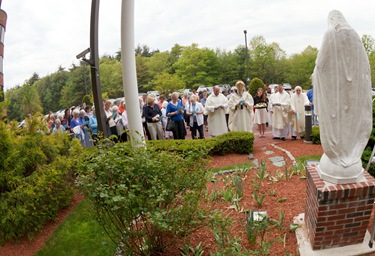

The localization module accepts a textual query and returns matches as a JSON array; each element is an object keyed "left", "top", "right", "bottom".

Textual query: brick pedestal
[{"left": 305, "top": 161, "right": 375, "bottom": 250}]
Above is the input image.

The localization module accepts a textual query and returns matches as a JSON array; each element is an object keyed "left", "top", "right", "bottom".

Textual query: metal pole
[
  {"left": 304, "top": 105, "right": 312, "bottom": 143},
  {"left": 244, "top": 30, "right": 249, "bottom": 83},
  {"left": 121, "top": 0, "right": 145, "bottom": 147},
  {"left": 89, "top": 0, "right": 108, "bottom": 137}
]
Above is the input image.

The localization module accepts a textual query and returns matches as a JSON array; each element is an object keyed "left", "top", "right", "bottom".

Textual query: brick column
[
  {"left": 305, "top": 161, "right": 375, "bottom": 250},
  {"left": 0, "top": 7, "right": 6, "bottom": 103}
]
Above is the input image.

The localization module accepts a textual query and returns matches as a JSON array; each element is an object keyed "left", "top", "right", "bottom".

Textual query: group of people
[
  {"left": 137, "top": 82, "right": 256, "bottom": 141},
  {"left": 44, "top": 81, "right": 314, "bottom": 146},
  {"left": 45, "top": 99, "right": 129, "bottom": 147},
  {"left": 269, "top": 84, "right": 311, "bottom": 141},
  {"left": 46, "top": 105, "right": 98, "bottom": 148}
]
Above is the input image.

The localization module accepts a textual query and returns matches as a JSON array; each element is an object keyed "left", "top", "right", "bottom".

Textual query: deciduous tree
[{"left": 173, "top": 44, "right": 220, "bottom": 88}]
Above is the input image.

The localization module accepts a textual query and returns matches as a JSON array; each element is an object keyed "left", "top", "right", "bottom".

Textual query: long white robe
[
  {"left": 290, "top": 92, "right": 310, "bottom": 136},
  {"left": 312, "top": 10, "right": 372, "bottom": 182},
  {"left": 228, "top": 91, "right": 254, "bottom": 132},
  {"left": 205, "top": 93, "right": 228, "bottom": 137},
  {"left": 268, "top": 93, "right": 276, "bottom": 126},
  {"left": 271, "top": 91, "right": 290, "bottom": 137}
]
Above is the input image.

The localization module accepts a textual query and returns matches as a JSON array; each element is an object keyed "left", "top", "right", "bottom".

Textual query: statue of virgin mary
[{"left": 312, "top": 10, "right": 372, "bottom": 184}]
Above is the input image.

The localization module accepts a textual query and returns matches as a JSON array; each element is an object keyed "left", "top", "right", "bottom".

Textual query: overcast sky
[{"left": 2, "top": 0, "right": 375, "bottom": 90}]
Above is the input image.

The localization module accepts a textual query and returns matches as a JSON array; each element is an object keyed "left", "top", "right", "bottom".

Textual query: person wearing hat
[
  {"left": 227, "top": 80, "right": 254, "bottom": 133},
  {"left": 205, "top": 85, "right": 228, "bottom": 137}
]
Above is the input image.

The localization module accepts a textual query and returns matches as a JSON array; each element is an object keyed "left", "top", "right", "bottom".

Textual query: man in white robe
[
  {"left": 290, "top": 86, "right": 311, "bottom": 139},
  {"left": 228, "top": 80, "right": 254, "bottom": 132},
  {"left": 270, "top": 84, "right": 290, "bottom": 140},
  {"left": 205, "top": 85, "right": 228, "bottom": 137},
  {"left": 267, "top": 86, "right": 278, "bottom": 127}
]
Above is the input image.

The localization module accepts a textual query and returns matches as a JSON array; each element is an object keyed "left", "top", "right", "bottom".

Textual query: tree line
[{"left": 4, "top": 34, "right": 375, "bottom": 122}]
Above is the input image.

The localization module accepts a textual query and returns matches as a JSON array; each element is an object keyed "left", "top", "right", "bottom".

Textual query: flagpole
[{"left": 121, "top": 0, "right": 145, "bottom": 147}]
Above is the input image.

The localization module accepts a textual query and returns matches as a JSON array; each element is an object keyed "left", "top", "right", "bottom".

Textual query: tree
[
  {"left": 284, "top": 46, "right": 318, "bottom": 89},
  {"left": 369, "top": 51, "right": 375, "bottom": 86},
  {"left": 135, "top": 44, "right": 159, "bottom": 57},
  {"left": 146, "top": 52, "right": 172, "bottom": 80},
  {"left": 4, "top": 86, "right": 23, "bottom": 121},
  {"left": 19, "top": 85, "right": 43, "bottom": 118},
  {"left": 99, "top": 57, "right": 123, "bottom": 98},
  {"left": 248, "top": 36, "right": 286, "bottom": 85},
  {"left": 34, "top": 66, "right": 69, "bottom": 112},
  {"left": 168, "top": 44, "right": 184, "bottom": 73},
  {"left": 173, "top": 44, "right": 220, "bottom": 88},
  {"left": 216, "top": 48, "right": 243, "bottom": 85},
  {"left": 25, "top": 73, "right": 40, "bottom": 86},
  {"left": 362, "top": 34, "right": 375, "bottom": 56},
  {"left": 153, "top": 72, "right": 185, "bottom": 95},
  {"left": 233, "top": 45, "right": 248, "bottom": 82},
  {"left": 136, "top": 53, "right": 151, "bottom": 93},
  {"left": 60, "top": 64, "right": 91, "bottom": 108}
]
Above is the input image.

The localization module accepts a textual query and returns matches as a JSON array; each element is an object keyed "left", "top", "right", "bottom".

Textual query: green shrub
[
  {"left": 0, "top": 120, "right": 12, "bottom": 180},
  {"left": 82, "top": 94, "right": 92, "bottom": 106},
  {"left": 77, "top": 144, "right": 210, "bottom": 255},
  {"left": 0, "top": 164, "right": 74, "bottom": 241},
  {"left": 0, "top": 117, "right": 84, "bottom": 242},
  {"left": 306, "top": 116, "right": 375, "bottom": 177},
  {"left": 362, "top": 99, "right": 375, "bottom": 176},
  {"left": 248, "top": 77, "right": 265, "bottom": 97},
  {"left": 210, "top": 132, "right": 254, "bottom": 155},
  {"left": 310, "top": 126, "right": 321, "bottom": 145},
  {"left": 148, "top": 131, "right": 254, "bottom": 156}
]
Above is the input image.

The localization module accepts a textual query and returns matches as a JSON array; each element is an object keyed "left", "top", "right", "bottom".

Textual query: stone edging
[{"left": 270, "top": 143, "right": 296, "bottom": 165}]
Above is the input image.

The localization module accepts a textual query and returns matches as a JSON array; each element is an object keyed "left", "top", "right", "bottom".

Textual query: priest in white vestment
[
  {"left": 270, "top": 84, "right": 290, "bottom": 140},
  {"left": 290, "top": 86, "right": 311, "bottom": 139},
  {"left": 268, "top": 86, "right": 279, "bottom": 127},
  {"left": 228, "top": 80, "right": 254, "bottom": 133},
  {"left": 205, "top": 85, "right": 228, "bottom": 137}
]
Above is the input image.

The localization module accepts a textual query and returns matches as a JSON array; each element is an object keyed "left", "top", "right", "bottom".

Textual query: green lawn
[{"left": 35, "top": 199, "right": 116, "bottom": 256}]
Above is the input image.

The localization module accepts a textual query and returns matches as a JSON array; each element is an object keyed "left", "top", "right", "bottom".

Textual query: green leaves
[
  {"left": 252, "top": 190, "right": 266, "bottom": 208},
  {"left": 77, "top": 143, "right": 210, "bottom": 255}
]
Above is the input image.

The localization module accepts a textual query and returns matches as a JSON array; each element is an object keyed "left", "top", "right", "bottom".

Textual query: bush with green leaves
[
  {"left": 362, "top": 98, "right": 375, "bottom": 176},
  {"left": 82, "top": 94, "right": 92, "bottom": 106},
  {"left": 148, "top": 131, "right": 254, "bottom": 156},
  {"left": 309, "top": 126, "right": 321, "bottom": 145},
  {"left": 0, "top": 163, "right": 74, "bottom": 241},
  {"left": 0, "top": 117, "right": 83, "bottom": 241},
  {"left": 77, "top": 142, "right": 211, "bottom": 255},
  {"left": 248, "top": 77, "right": 265, "bottom": 97},
  {"left": 309, "top": 98, "right": 375, "bottom": 177}
]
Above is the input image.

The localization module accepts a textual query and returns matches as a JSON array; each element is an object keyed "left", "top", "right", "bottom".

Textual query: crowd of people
[
  {"left": 43, "top": 81, "right": 316, "bottom": 146},
  {"left": 138, "top": 81, "right": 315, "bottom": 141}
]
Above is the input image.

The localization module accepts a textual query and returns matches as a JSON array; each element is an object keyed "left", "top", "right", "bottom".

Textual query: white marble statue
[{"left": 312, "top": 10, "right": 372, "bottom": 184}]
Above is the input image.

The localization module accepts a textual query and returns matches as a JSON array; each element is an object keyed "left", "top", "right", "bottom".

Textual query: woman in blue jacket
[
  {"left": 89, "top": 107, "right": 98, "bottom": 144},
  {"left": 166, "top": 92, "right": 186, "bottom": 140}
]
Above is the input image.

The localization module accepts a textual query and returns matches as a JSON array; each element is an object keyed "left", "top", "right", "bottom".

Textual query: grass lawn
[{"left": 35, "top": 199, "right": 116, "bottom": 256}]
